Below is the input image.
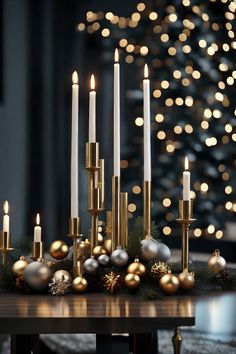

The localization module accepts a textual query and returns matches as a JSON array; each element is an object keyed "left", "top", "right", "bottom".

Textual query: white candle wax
[
  {"left": 71, "top": 71, "right": 79, "bottom": 218},
  {"left": 89, "top": 74, "right": 96, "bottom": 143},
  {"left": 143, "top": 64, "right": 151, "bottom": 181},
  {"left": 183, "top": 157, "right": 190, "bottom": 201},
  {"left": 2, "top": 201, "right": 9, "bottom": 232},
  {"left": 34, "top": 213, "right": 41, "bottom": 242},
  {"left": 114, "top": 49, "right": 120, "bottom": 177}
]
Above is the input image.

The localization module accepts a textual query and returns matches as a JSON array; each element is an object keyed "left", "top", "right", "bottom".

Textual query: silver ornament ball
[
  {"left": 24, "top": 261, "right": 52, "bottom": 291},
  {"left": 140, "top": 239, "right": 158, "bottom": 261},
  {"left": 110, "top": 248, "right": 129, "bottom": 267},
  {"left": 84, "top": 258, "right": 99, "bottom": 274},
  {"left": 98, "top": 254, "right": 110, "bottom": 266},
  {"left": 156, "top": 243, "right": 171, "bottom": 262}
]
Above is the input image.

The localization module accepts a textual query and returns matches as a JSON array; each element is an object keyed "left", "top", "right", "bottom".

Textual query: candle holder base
[
  {"left": 0, "top": 231, "right": 14, "bottom": 266},
  {"left": 67, "top": 217, "right": 82, "bottom": 278},
  {"left": 31, "top": 241, "right": 44, "bottom": 261},
  {"left": 143, "top": 181, "right": 152, "bottom": 240}
]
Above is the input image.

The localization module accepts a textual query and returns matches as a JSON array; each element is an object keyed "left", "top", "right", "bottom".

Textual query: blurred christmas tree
[{"left": 76, "top": 0, "right": 236, "bottom": 240}]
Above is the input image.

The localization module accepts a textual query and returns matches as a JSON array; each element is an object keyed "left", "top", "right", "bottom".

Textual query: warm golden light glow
[
  {"left": 36, "top": 213, "right": 40, "bottom": 226},
  {"left": 185, "top": 156, "right": 189, "bottom": 170},
  {"left": 90, "top": 74, "right": 95, "bottom": 90},
  {"left": 114, "top": 48, "right": 119, "bottom": 63},
  {"left": 3, "top": 201, "right": 9, "bottom": 214},
  {"left": 72, "top": 71, "right": 78, "bottom": 84},
  {"left": 144, "top": 64, "right": 149, "bottom": 79}
]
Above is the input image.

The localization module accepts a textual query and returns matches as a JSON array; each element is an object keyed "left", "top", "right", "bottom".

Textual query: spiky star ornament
[
  {"left": 49, "top": 277, "right": 71, "bottom": 296},
  {"left": 102, "top": 271, "right": 122, "bottom": 294}
]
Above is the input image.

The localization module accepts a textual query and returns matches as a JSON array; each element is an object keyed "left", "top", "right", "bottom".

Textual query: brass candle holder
[
  {"left": 31, "top": 241, "right": 44, "bottom": 260},
  {"left": 68, "top": 217, "right": 81, "bottom": 278},
  {"left": 86, "top": 142, "right": 104, "bottom": 253},
  {"left": 104, "top": 211, "right": 112, "bottom": 253},
  {"left": 176, "top": 199, "right": 195, "bottom": 271},
  {"left": 143, "top": 180, "right": 151, "bottom": 239},
  {"left": 120, "top": 192, "right": 128, "bottom": 249},
  {"left": 112, "top": 175, "right": 120, "bottom": 251},
  {"left": 0, "top": 231, "right": 14, "bottom": 266}
]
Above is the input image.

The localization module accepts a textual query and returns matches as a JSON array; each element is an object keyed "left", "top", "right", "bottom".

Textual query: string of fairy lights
[{"left": 76, "top": 0, "right": 236, "bottom": 240}]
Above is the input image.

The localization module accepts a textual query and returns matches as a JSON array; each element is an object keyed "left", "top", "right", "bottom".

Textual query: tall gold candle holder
[
  {"left": 120, "top": 192, "right": 128, "bottom": 249},
  {"left": 68, "top": 217, "right": 81, "bottom": 278},
  {"left": 31, "top": 241, "right": 44, "bottom": 260},
  {"left": 0, "top": 231, "right": 14, "bottom": 266},
  {"left": 112, "top": 175, "right": 120, "bottom": 251},
  {"left": 86, "top": 142, "right": 104, "bottom": 253},
  {"left": 176, "top": 199, "right": 195, "bottom": 271},
  {"left": 143, "top": 180, "right": 151, "bottom": 239},
  {"left": 104, "top": 211, "right": 112, "bottom": 253}
]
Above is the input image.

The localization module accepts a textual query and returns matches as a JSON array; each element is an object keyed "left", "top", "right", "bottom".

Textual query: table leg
[
  {"left": 133, "top": 332, "right": 158, "bottom": 354},
  {"left": 96, "top": 334, "right": 112, "bottom": 354},
  {"left": 11, "top": 334, "right": 40, "bottom": 354},
  {"left": 172, "top": 327, "right": 182, "bottom": 354}
]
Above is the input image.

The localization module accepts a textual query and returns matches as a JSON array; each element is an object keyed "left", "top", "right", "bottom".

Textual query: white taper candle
[
  {"left": 114, "top": 49, "right": 120, "bottom": 177},
  {"left": 89, "top": 74, "right": 96, "bottom": 143},
  {"left": 143, "top": 64, "right": 151, "bottom": 181},
  {"left": 183, "top": 157, "right": 190, "bottom": 201}
]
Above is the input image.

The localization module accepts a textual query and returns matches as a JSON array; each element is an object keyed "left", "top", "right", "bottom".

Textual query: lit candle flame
[
  {"left": 3, "top": 201, "right": 9, "bottom": 215},
  {"left": 114, "top": 48, "right": 119, "bottom": 63},
  {"left": 90, "top": 74, "right": 95, "bottom": 90},
  {"left": 185, "top": 156, "right": 189, "bottom": 171},
  {"left": 72, "top": 71, "right": 78, "bottom": 85},
  {"left": 36, "top": 213, "right": 40, "bottom": 226},
  {"left": 144, "top": 64, "right": 149, "bottom": 79}
]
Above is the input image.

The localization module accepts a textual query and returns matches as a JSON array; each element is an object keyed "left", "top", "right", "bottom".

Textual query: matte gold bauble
[
  {"left": 92, "top": 245, "right": 108, "bottom": 258},
  {"left": 159, "top": 273, "right": 179, "bottom": 294},
  {"left": 208, "top": 249, "right": 226, "bottom": 273},
  {"left": 179, "top": 269, "right": 195, "bottom": 290},
  {"left": 104, "top": 238, "right": 112, "bottom": 254},
  {"left": 124, "top": 273, "right": 140, "bottom": 290},
  {"left": 53, "top": 270, "right": 72, "bottom": 283},
  {"left": 78, "top": 239, "right": 91, "bottom": 259},
  {"left": 127, "top": 258, "right": 146, "bottom": 277},
  {"left": 12, "top": 256, "right": 29, "bottom": 277},
  {"left": 49, "top": 240, "right": 69, "bottom": 260},
  {"left": 72, "top": 276, "right": 88, "bottom": 293}
]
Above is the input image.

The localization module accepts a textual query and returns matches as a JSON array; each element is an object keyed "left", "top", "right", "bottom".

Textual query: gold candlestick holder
[
  {"left": 143, "top": 180, "right": 151, "bottom": 239},
  {"left": 120, "top": 192, "right": 128, "bottom": 249},
  {"left": 0, "top": 231, "right": 14, "bottom": 266},
  {"left": 31, "top": 241, "right": 44, "bottom": 260},
  {"left": 86, "top": 142, "right": 104, "bottom": 254},
  {"left": 112, "top": 175, "right": 120, "bottom": 251},
  {"left": 176, "top": 199, "right": 196, "bottom": 271},
  {"left": 104, "top": 211, "right": 112, "bottom": 253},
  {"left": 68, "top": 217, "right": 81, "bottom": 278}
]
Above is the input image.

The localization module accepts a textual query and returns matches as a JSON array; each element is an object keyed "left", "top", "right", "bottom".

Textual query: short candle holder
[
  {"left": 143, "top": 180, "right": 152, "bottom": 239},
  {"left": 176, "top": 199, "right": 196, "bottom": 271},
  {"left": 31, "top": 241, "right": 44, "bottom": 261},
  {"left": 68, "top": 217, "right": 81, "bottom": 278},
  {"left": 112, "top": 175, "right": 120, "bottom": 251},
  {"left": 0, "top": 231, "right": 14, "bottom": 266}
]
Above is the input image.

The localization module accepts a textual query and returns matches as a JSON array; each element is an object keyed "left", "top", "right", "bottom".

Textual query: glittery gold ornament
[
  {"left": 178, "top": 269, "right": 195, "bottom": 289},
  {"left": 49, "top": 277, "right": 71, "bottom": 296},
  {"left": 124, "top": 273, "right": 140, "bottom": 290},
  {"left": 127, "top": 258, "right": 146, "bottom": 277},
  {"left": 72, "top": 275, "right": 88, "bottom": 293},
  {"left": 151, "top": 262, "right": 170, "bottom": 280},
  {"left": 49, "top": 240, "right": 69, "bottom": 260},
  {"left": 159, "top": 272, "right": 179, "bottom": 294},
  {"left": 12, "top": 256, "right": 29, "bottom": 277},
  {"left": 208, "top": 249, "right": 226, "bottom": 273},
  {"left": 92, "top": 245, "right": 108, "bottom": 258},
  {"left": 102, "top": 271, "right": 122, "bottom": 294}
]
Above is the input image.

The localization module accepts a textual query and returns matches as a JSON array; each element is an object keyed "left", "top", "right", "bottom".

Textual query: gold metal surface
[
  {"left": 112, "top": 176, "right": 120, "bottom": 251},
  {"left": 31, "top": 241, "right": 44, "bottom": 260},
  {"left": 67, "top": 217, "right": 81, "bottom": 278},
  {"left": 0, "top": 231, "right": 14, "bottom": 266},
  {"left": 172, "top": 327, "right": 182, "bottom": 354},
  {"left": 120, "top": 192, "right": 128, "bottom": 249},
  {"left": 98, "top": 159, "right": 105, "bottom": 210},
  {"left": 143, "top": 181, "right": 151, "bottom": 239},
  {"left": 85, "top": 142, "right": 99, "bottom": 170},
  {"left": 176, "top": 200, "right": 196, "bottom": 271}
]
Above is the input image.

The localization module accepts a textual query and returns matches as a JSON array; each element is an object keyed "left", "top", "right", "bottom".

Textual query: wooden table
[{"left": 0, "top": 293, "right": 195, "bottom": 354}]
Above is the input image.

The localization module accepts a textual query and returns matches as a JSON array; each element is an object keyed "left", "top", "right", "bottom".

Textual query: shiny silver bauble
[
  {"left": 83, "top": 258, "right": 99, "bottom": 275},
  {"left": 140, "top": 238, "right": 158, "bottom": 261},
  {"left": 110, "top": 248, "right": 129, "bottom": 267},
  {"left": 24, "top": 261, "right": 52, "bottom": 291}
]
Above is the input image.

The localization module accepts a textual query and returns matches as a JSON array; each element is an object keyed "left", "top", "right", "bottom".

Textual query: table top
[{"left": 0, "top": 293, "right": 195, "bottom": 334}]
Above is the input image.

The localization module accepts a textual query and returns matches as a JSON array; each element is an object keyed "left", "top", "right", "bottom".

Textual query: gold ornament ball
[
  {"left": 179, "top": 269, "right": 195, "bottom": 290},
  {"left": 50, "top": 240, "right": 69, "bottom": 260},
  {"left": 92, "top": 245, "right": 108, "bottom": 258},
  {"left": 127, "top": 258, "right": 146, "bottom": 277},
  {"left": 53, "top": 270, "right": 72, "bottom": 283},
  {"left": 159, "top": 273, "right": 179, "bottom": 294},
  {"left": 72, "top": 276, "right": 88, "bottom": 293},
  {"left": 124, "top": 273, "right": 140, "bottom": 290},
  {"left": 12, "top": 256, "right": 29, "bottom": 277},
  {"left": 104, "top": 238, "right": 112, "bottom": 254},
  {"left": 208, "top": 249, "right": 226, "bottom": 273}
]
